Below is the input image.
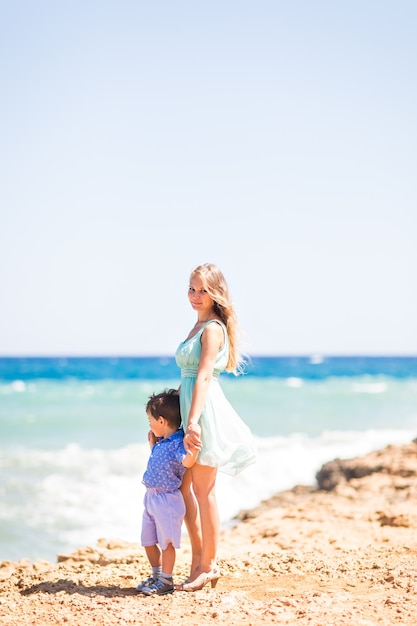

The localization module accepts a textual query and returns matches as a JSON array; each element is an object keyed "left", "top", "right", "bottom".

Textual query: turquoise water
[{"left": 1, "top": 357, "right": 416, "bottom": 562}]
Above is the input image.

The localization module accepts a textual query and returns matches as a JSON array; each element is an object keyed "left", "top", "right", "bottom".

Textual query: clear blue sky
[{"left": 1, "top": 1, "right": 416, "bottom": 356}]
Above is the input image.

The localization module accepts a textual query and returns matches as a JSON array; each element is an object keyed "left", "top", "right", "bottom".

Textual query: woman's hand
[{"left": 184, "top": 423, "right": 202, "bottom": 453}]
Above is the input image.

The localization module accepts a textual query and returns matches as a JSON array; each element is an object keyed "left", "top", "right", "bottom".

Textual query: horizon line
[{"left": 1, "top": 353, "right": 417, "bottom": 359}]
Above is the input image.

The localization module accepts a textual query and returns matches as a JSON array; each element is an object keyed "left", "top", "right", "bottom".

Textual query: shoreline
[{"left": 1, "top": 440, "right": 417, "bottom": 625}]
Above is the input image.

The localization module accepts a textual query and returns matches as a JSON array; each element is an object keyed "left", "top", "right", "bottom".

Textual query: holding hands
[
  {"left": 182, "top": 423, "right": 201, "bottom": 468},
  {"left": 184, "top": 423, "right": 202, "bottom": 455}
]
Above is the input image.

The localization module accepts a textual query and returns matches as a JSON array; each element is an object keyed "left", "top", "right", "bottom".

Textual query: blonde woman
[{"left": 175, "top": 263, "right": 256, "bottom": 591}]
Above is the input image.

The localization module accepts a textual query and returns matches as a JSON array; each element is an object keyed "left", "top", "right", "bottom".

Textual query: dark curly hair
[{"left": 146, "top": 388, "right": 181, "bottom": 429}]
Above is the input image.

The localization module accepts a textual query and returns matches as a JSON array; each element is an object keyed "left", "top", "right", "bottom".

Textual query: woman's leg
[
  {"left": 180, "top": 468, "right": 202, "bottom": 575},
  {"left": 190, "top": 464, "right": 219, "bottom": 575}
]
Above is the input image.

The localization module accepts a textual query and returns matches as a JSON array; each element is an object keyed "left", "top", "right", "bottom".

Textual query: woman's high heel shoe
[{"left": 177, "top": 567, "right": 220, "bottom": 592}]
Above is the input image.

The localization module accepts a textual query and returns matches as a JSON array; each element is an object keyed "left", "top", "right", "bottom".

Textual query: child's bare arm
[{"left": 182, "top": 442, "right": 199, "bottom": 468}]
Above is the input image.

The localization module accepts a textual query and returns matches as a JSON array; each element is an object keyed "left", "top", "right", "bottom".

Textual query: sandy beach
[{"left": 1, "top": 440, "right": 416, "bottom": 625}]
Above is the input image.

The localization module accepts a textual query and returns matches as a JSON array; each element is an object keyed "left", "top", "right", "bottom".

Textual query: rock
[{"left": 316, "top": 441, "right": 417, "bottom": 491}]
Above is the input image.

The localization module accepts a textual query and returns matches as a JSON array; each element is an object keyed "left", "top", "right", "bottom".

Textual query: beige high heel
[{"left": 177, "top": 567, "right": 220, "bottom": 592}]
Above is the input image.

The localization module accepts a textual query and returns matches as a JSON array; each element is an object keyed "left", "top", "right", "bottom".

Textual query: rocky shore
[{"left": 1, "top": 440, "right": 417, "bottom": 625}]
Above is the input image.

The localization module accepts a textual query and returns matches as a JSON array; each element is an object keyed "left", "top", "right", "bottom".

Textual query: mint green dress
[{"left": 175, "top": 320, "right": 257, "bottom": 476}]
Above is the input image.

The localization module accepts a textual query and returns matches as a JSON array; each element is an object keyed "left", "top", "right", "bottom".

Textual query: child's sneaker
[
  {"left": 141, "top": 576, "right": 174, "bottom": 596},
  {"left": 136, "top": 576, "right": 157, "bottom": 592}
]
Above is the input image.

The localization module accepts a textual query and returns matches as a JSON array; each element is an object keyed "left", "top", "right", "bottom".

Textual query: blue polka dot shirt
[{"left": 142, "top": 428, "right": 188, "bottom": 491}]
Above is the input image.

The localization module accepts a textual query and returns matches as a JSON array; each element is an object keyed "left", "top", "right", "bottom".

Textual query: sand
[{"left": 1, "top": 440, "right": 417, "bottom": 625}]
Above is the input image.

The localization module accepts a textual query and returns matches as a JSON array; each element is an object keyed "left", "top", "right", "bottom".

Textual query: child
[{"left": 136, "top": 388, "right": 199, "bottom": 596}]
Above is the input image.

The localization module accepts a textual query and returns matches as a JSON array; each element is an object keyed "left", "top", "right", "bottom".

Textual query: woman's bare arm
[{"left": 184, "top": 322, "right": 223, "bottom": 447}]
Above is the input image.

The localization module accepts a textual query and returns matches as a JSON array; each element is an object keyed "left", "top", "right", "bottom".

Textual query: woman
[{"left": 175, "top": 263, "right": 256, "bottom": 591}]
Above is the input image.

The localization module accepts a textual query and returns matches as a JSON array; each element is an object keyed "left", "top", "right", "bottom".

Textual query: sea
[{"left": 1, "top": 355, "right": 417, "bottom": 563}]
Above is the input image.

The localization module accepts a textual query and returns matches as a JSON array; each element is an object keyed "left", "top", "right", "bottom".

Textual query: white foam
[
  {"left": 13, "top": 380, "right": 26, "bottom": 392},
  {"left": 352, "top": 382, "right": 388, "bottom": 394},
  {"left": 285, "top": 377, "right": 303, "bottom": 388}
]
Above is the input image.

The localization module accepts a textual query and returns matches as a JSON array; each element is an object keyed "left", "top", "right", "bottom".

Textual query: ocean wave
[{"left": 352, "top": 382, "right": 388, "bottom": 394}]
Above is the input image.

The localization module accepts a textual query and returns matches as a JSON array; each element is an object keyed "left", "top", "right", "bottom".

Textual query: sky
[{"left": 1, "top": 0, "right": 416, "bottom": 356}]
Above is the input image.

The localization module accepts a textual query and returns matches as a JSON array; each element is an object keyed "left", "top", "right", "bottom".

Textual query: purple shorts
[{"left": 141, "top": 488, "right": 186, "bottom": 550}]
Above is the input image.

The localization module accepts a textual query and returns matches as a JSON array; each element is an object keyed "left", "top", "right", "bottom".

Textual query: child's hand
[
  {"left": 148, "top": 430, "right": 158, "bottom": 447},
  {"left": 184, "top": 437, "right": 201, "bottom": 456},
  {"left": 186, "top": 443, "right": 199, "bottom": 457},
  {"left": 182, "top": 430, "right": 201, "bottom": 467}
]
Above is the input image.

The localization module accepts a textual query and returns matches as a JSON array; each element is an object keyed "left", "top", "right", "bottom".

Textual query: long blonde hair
[{"left": 190, "top": 263, "right": 244, "bottom": 375}]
